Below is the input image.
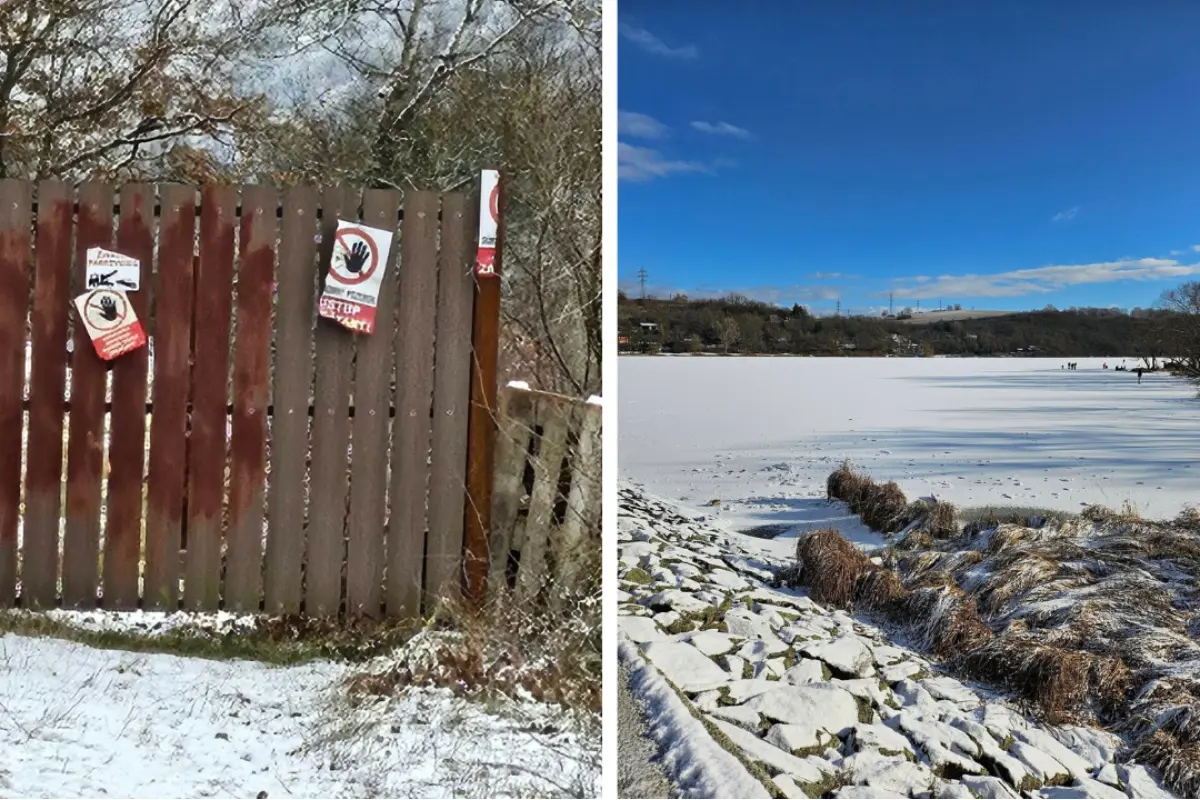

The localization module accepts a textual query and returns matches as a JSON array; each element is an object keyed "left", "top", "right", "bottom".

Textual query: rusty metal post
[{"left": 463, "top": 170, "right": 504, "bottom": 605}]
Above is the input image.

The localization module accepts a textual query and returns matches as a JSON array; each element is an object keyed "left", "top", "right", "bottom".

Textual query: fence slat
[
  {"left": 22, "top": 181, "right": 72, "bottom": 608},
  {"left": 487, "top": 387, "right": 534, "bottom": 594},
  {"left": 143, "top": 185, "right": 196, "bottom": 609},
  {"left": 102, "top": 184, "right": 154, "bottom": 608},
  {"left": 0, "top": 180, "right": 30, "bottom": 607},
  {"left": 425, "top": 192, "right": 476, "bottom": 607},
  {"left": 183, "top": 185, "right": 236, "bottom": 610},
  {"left": 554, "top": 401, "right": 601, "bottom": 595},
  {"left": 387, "top": 191, "right": 439, "bottom": 619},
  {"left": 345, "top": 189, "right": 400, "bottom": 617},
  {"left": 515, "top": 398, "right": 572, "bottom": 603},
  {"left": 264, "top": 185, "right": 318, "bottom": 614},
  {"left": 305, "top": 186, "right": 358, "bottom": 616},
  {"left": 62, "top": 182, "right": 113, "bottom": 607},
  {"left": 225, "top": 185, "right": 276, "bottom": 612}
]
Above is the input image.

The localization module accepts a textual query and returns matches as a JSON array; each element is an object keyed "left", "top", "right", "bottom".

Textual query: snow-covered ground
[
  {"left": 619, "top": 356, "right": 1200, "bottom": 525},
  {"left": 0, "top": 627, "right": 599, "bottom": 798},
  {"left": 618, "top": 487, "right": 1175, "bottom": 799}
]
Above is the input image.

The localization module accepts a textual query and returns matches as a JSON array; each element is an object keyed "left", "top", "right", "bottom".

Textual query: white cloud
[
  {"left": 619, "top": 23, "right": 698, "bottom": 59},
  {"left": 887, "top": 257, "right": 1200, "bottom": 300},
  {"left": 1051, "top": 206, "right": 1079, "bottom": 222},
  {"left": 1192, "top": 245, "right": 1200, "bottom": 252},
  {"left": 691, "top": 120, "right": 754, "bottom": 140},
  {"left": 618, "top": 142, "right": 707, "bottom": 182},
  {"left": 618, "top": 110, "right": 669, "bottom": 139}
]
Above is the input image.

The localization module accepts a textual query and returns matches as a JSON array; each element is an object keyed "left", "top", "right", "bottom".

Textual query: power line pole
[
  {"left": 889, "top": 291, "right": 894, "bottom": 316},
  {"left": 836, "top": 298, "right": 841, "bottom": 317},
  {"left": 637, "top": 267, "right": 648, "bottom": 300}
]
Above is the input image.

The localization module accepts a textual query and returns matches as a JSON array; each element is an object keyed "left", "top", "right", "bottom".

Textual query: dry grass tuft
[
  {"left": 344, "top": 584, "right": 601, "bottom": 714},
  {"left": 796, "top": 528, "right": 877, "bottom": 608},
  {"left": 862, "top": 481, "right": 910, "bottom": 533}
]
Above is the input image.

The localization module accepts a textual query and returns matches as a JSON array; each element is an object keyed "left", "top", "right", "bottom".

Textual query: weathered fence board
[
  {"left": 62, "top": 182, "right": 113, "bottom": 607},
  {"left": 144, "top": 185, "right": 196, "bottom": 609},
  {"left": 0, "top": 181, "right": 551, "bottom": 622},
  {"left": 345, "top": 189, "right": 400, "bottom": 617},
  {"left": 22, "top": 180, "right": 72, "bottom": 608},
  {"left": 387, "top": 190, "right": 439, "bottom": 619},
  {"left": 263, "top": 185, "right": 318, "bottom": 614},
  {"left": 489, "top": 386, "right": 602, "bottom": 601},
  {"left": 426, "top": 192, "right": 475, "bottom": 608},
  {"left": 225, "top": 185, "right": 276, "bottom": 612},
  {"left": 305, "top": 186, "right": 358, "bottom": 616},
  {"left": 103, "top": 183, "right": 155, "bottom": 608},
  {"left": 0, "top": 179, "right": 30, "bottom": 608},
  {"left": 183, "top": 185, "right": 236, "bottom": 611}
]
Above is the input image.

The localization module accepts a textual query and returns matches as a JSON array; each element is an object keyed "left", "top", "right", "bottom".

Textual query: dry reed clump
[
  {"left": 795, "top": 528, "right": 879, "bottom": 608},
  {"left": 862, "top": 481, "right": 910, "bottom": 533},
  {"left": 925, "top": 500, "right": 958, "bottom": 539},
  {"left": 827, "top": 464, "right": 870, "bottom": 506},
  {"left": 1132, "top": 730, "right": 1200, "bottom": 799}
]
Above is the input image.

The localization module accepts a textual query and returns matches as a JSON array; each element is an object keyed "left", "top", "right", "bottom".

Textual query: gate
[{"left": 0, "top": 179, "right": 497, "bottom": 619}]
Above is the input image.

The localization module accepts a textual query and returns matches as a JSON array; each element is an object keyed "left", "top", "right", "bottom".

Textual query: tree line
[{"left": 618, "top": 284, "right": 1200, "bottom": 384}]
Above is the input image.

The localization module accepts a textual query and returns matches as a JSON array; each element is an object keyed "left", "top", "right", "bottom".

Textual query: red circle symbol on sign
[
  {"left": 86, "top": 290, "right": 128, "bottom": 332},
  {"left": 488, "top": 183, "right": 499, "bottom": 224},
  {"left": 331, "top": 228, "right": 380, "bottom": 286}
]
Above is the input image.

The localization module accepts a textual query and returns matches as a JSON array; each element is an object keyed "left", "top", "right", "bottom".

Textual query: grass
[{"left": 0, "top": 609, "right": 419, "bottom": 665}]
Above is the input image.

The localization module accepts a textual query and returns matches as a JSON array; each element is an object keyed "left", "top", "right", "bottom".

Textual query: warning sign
[
  {"left": 318, "top": 220, "right": 394, "bottom": 334},
  {"left": 475, "top": 170, "right": 500, "bottom": 277},
  {"left": 85, "top": 247, "right": 142, "bottom": 291},
  {"left": 73, "top": 288, "right": 147, "bottom": 360}
]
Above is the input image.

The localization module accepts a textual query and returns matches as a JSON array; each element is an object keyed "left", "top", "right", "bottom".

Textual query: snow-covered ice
[{"left": 620, "top": 356, "right": 1200, "bottom": 524}]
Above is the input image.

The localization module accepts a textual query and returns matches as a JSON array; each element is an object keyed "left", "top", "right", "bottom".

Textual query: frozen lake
[{"left": 619, "top": 356, "right": 1200, "bottom": 530}]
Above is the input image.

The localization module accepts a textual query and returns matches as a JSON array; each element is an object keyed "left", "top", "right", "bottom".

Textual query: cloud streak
[
  {"left": 618, "top": 142, "right": 708, "bottom": 182},
  {"left": 618, "top": 110, "right": 669, "bottom": 139},
  {"left": 886, "top": 257, "right": 1200, "bottom": 300},
  {"left": 691, "top": 120, "right": 754, "bottom": 140},
  {"left": 619, "top": 24, "right": 698, "bottom": 59},
  {"left": 1052, "top": 206, "right": 1079, "bottom": 222}
]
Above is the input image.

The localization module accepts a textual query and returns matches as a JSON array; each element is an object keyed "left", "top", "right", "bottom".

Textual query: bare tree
[
  {"left": 717, "top": 315, "right": 741, "bottom": 354},
  {"left": 0, "top": 0, "right": 280, "bottom": 181},
  {"left": 1158, "top": 281, "right": 1200, "bottom": 380}
]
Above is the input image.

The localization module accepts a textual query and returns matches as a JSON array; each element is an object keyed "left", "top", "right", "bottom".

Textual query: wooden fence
[
  {"left": 0, "top": 179, "right": 495, "bottom": 619},
  {"left": 488, "top": 385, "right": 602, "bottom": 602}
]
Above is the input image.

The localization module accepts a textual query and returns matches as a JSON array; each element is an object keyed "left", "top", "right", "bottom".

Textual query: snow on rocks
[
  {"left": 617, "top": 485, "right": 1172, "bottom": 799},
  {"left": 802, "top": 634, "right": 876, "bottom": 678},
  {"left": 641, "top": 641, "right": 733, "bottom": 693}
]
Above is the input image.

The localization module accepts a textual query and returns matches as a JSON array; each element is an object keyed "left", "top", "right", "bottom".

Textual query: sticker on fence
[
  {"left": 72, "top": 288, "right": 147, "bottom": 360},
  {"left": 318, "top": 220, "right": 394, "bottom": 334},
  {"left": 475, "top": 169, "right": 500, "bottom": 277},
  {"left": 85, "top": 247, "right": 141, "bottom": 291}
]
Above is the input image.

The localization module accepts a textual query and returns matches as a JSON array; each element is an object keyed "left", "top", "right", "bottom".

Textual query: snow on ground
[
  {"left": 619, "top": 356, "right": 1200, "bottom": 528},
  {"left": 617, "top": 486, "right": 1176, "bottom": 799},
  {"left": 0, "top": 630, "right": 599, "bottom": 799}
]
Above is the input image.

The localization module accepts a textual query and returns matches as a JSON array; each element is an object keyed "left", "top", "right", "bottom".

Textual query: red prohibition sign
[
  {"left": 488, "top": 182, "right": 500, "bottom": 224},
  {"left": 86, "top": 290, "right": 128, "bottom": 332},
  {"left": 332, "top": 227, "right": 380, "bottom": 286}
]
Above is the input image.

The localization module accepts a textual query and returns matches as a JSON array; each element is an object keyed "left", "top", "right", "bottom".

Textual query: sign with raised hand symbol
[
  {"left": 344, "top": 241, "right": 370, "bottom": 274},
  {"left": 319, "top": 220, "right": 394, "bottom": 335},
  {"left": 73, "top": 287, "right": 147, "bottom": 360},
  {"left": 93, "top": 295, "right": 120, "bottom": 321}
]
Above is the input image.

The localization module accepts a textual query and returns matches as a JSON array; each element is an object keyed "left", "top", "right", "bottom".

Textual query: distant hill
[{"left": 617, "top": 293, "right": 1176, "bottom": 359}]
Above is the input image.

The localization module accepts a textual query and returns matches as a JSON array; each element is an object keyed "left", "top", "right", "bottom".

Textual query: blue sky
[{"left": 618, "top": 2, "right": 1200, "bottom": 315}]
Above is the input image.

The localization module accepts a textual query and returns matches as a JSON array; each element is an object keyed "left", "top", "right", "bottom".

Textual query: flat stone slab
[
  {"left": 708, "top": 717, "right": 829, "bottom": 785},
  {"left": 641, "top": 641, "right": 732, "bottom": 693},
  {"left": 619, "top": 615, "right": 668, "bottom": 643},
  {"left": 803, "top": 635, "right": 875, "bottom": 678},
  {"left": 688, "top": 630, "right": 738, "bottom": 656},
  {"left": 745, "top": 684, "right": 861, "bottom": 736}
]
